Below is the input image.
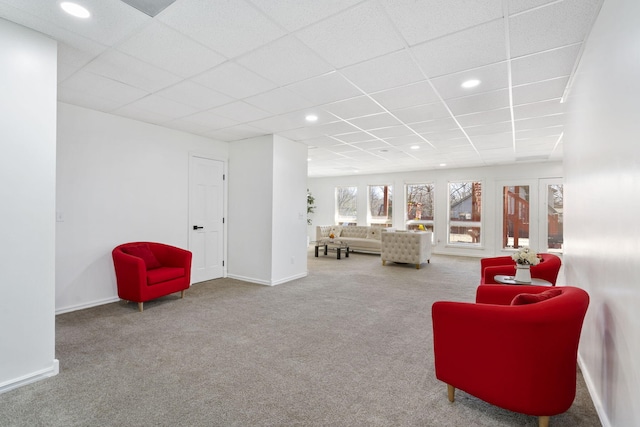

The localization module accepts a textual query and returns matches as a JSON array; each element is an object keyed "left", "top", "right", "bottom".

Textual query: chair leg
[
  {"left": 138, "top": 302, "right": 143, "bottom": 312},
  {"left": 416, "top": 264, "right": 420, "bottom": 269},
  {"left": 538, "top": 416, "right": 550, "bottom": 427},
  {"left": 382, "top": 260, "right": 386, "bottom": 266},
  {"left": 180, "top": 290, "right": 185, "bottom": 298},
  {"left": 447, "top": 384, "right": 455, "bottom": 402}
]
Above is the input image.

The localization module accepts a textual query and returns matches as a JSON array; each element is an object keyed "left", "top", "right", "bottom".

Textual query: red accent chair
[
  {"left": 112, "top": 242, "right": 192, "bottom": 312},
  {"left": 480, "top": 253, "right": 562, "bottom": 285},
  {"left": 432, "top": 285, "right": 589, "bottom": 427}
]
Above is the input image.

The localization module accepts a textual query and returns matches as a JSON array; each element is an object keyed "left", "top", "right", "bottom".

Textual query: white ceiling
[{"left": 0, "top": 0, "right": 603, "bottom": 177}]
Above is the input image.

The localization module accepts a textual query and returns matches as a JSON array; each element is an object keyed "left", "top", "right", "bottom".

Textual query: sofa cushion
[
  {"left": 511, "top": 288, "right": 562, "bottom": 306},
  {"left": 147, "top": 267, "right": 185, "bottom": 285},
  {"left": 122, "top": 243, "right": 162, "bottom": 270},
  {"left": 329, "top": 226, "right": 343, "bottom": 238}
]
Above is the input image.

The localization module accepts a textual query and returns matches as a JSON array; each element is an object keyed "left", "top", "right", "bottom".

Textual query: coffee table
[
  {"left": 494, "top": 275, "right": 552, "bottom": 286},
  {"left": 314, "top": 239, "right": 350, "bottom": 260}
]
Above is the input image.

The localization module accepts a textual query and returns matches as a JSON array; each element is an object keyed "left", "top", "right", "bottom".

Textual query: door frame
[{"left": 188, "top": 152, "right": 228, "bottom": 281}]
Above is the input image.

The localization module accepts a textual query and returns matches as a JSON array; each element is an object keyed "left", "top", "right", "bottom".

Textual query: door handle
[{"left": 193, "top": 225, "right": 204, "bottom": 230}]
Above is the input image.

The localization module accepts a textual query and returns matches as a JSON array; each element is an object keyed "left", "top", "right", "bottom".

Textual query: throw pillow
[
  {"left": 367, "top": 228, "right": 381, "bottom": 240},
  {"left": 122, "top": 243, "right": 162, "bottom": 270},
  {"left": 329, "top": 226, "right": 342, "bottom": 237},
  {"left": 510, "top": 288, "right": 562, "bottom": 306}
]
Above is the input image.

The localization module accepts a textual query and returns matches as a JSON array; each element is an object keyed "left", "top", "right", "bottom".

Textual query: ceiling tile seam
[
  {"left": 508, "top": 0, "right": 564, "bottom": 18},
  {"left": 550, "top": 133, "right": 564, "bottom": 156},
  {"left": 502, "top": 0, "right": 517, "bottom": 154},
  {"left": 402, "top": 16, "right": 506, "bottom": 50},
  {"left": 510, "top": 41, "right": 583, "bottom": 61}
]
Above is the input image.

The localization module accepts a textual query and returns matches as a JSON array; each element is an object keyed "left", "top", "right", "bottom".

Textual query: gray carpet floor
[{"left": 0, "top": 251, "right": 601, "bottom": 426}]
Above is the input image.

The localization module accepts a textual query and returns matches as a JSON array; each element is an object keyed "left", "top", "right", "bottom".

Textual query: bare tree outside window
[
  {"left": 336, "top": 186, "right": 357, "bottom": 225},
  {"left": 448, "top": 181, "right": 482, "bottom": 244},
  {"left": 547, "top": 184, "right": 563, "bottom": 251},
  {"left": 406, "top": 183, "right": 434, "bottom": 233},
  {"left": 368, "top": 185, "right": 392, "bottom": 226}
]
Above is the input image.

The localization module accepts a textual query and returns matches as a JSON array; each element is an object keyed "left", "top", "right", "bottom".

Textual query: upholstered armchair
[
  {"left": 432, "top": 285, "right": 589, "bottom": 427},
  {"left": 480, "top": 253, "right": 562, "bottom": 285},
  {"left": 112, "top": 242, "right": 192, "bottom": 312},
  {"left": 381, "top": 231, "right": 432, "bottom": 269}
]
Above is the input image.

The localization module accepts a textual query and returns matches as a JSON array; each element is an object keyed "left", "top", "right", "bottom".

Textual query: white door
[{"left": 189, "top": 156, "right": 224, "bottom": 283}]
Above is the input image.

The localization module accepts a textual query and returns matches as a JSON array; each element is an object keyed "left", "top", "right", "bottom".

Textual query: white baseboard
[
  {"left": 56, "top": 296, "right": 120, "bottom": 315},
  {"left": 578, "top": 354, "right": 611, "bottom": 427},
  {"left": 0, "top": 359, "right": 59, "bottom": 395},
  {"left": 227, "top": 271, "right": 307, "bottom": 286}
]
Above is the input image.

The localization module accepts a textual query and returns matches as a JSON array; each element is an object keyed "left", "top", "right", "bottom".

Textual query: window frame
[{"left": 447, "top": 180, "right": 483, "bottom": 247}]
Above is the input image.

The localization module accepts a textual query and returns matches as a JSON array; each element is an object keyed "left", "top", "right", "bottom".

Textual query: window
[
  {"left": 547, "top": 184, "right": 563, "bottom": 252},
  {"left": 368, "top": 185, "right": 392, "bottom": 226},
  {"left": 448, "top": 181, "right": 482, "bottom": 245},
  {"left": 406, "top": 183, "right": 435, "bottom": 233},
  {"left": 335, "top": 186, "right": 357, "bottom": 225},
  {"left": 502, "top": 185, "right": 530, "bottom": 249}
]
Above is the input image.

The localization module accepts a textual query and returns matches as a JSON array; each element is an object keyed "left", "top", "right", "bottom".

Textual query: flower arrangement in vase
[{"left": 511, "top": 247, "right": 540, "bottom": 283}]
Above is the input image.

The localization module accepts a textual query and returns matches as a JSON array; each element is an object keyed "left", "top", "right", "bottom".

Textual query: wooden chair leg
[
  {"left": 415, "top": 264, "right": 420, "bottom": 269},
  {"left": 382, "top": 260, "right": 386, "bottom": 266},
  {"left": 138, "top": 302, "right": 143, "bottom": 312},
  {"left": 181, "top": 290, "right": 185, "bottom": 298},
  {"left": 538, "top": 416, "right": 550, "bottom": 427},
  {"left": 447, "top": 384, "right": 455, "bottom": 402}
]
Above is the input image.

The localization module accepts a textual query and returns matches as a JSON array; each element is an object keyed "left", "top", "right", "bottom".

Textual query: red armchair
[
  {"left": 112, "top": 242, "right": 192, "bottom": 312},
  {"left": 432, "top": 285, "right": 589, "bottom": 427},
  {"left": 480, "top": 253, "right": 562, "bottom": 285}
]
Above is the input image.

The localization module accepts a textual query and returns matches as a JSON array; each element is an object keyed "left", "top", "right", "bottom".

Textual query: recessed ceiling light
[
  {"left": 461, "top": 79, "right": 480, "bottom": 89},
  {"left": 305, "top": 114, "right": 318, "bottom": 122},
  {"left": 61, "top": 2, "right": 91, "bottom": 18},
  {"left": 307, "top": 158, "right": 311, "bottom": 162},
  {"left": 410, "top": 145, "right": 420, "bottom": 150},
  {"left": 439, "top": 163, "right": 447, "bottom": 167},
  {"left": 379, "top": 149, "right": 389, "bottom": 153}
]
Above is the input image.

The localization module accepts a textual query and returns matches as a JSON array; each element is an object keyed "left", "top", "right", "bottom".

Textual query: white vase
[{"left": 514, "top": 264, "right": 532, "bottom": 283}]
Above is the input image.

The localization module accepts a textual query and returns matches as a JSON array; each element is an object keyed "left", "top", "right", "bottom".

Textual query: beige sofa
[
  {"left": 316, "top": 225, "right": 382, "bottom": 253},
  {"left": 381, "top": 231, "right": 432, "bottom": 269}
]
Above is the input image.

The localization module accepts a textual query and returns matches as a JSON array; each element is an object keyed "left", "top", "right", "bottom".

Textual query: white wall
[
  {"left": 56, "top": 103, "right": 228, "bottom": 313},
  {"left": 228, "top": 135, "right": 308, "bottom": 285},
  {"left": 0, "top": 19, "right": 58, "bottom": 392},
  {"left": 563, "top": 0, "right": 640, "bottom": 425},
  {"left": 308, "top": 162, "right": 563, "bottom": 258},
  {"left": 271, "top": 135, "right": 308, "bottom": 284}
]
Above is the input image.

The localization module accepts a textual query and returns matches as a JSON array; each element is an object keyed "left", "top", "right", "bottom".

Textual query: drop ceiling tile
[
  {"left": 120, "top": 94, "right": 199, "bottom": 119},
  {"left": 431, "top": 62, "right": 509, "bottom": 100},
  {"left": 513, "top": 100, "right": 566, "bottom": 120},
  {"left": 421, "top": 129, "right": 467, "bottom": 142},
  {"left": 206, "top": 125, "right": 267, "bottom": 141},
  {"left": 116, "top": 22, "right": 225, "bottom": 78},
  {"left": 276, "top": 127, "right": 325, "bottom": 141},
  {"left": 58, "top": 62, "right": 79, "bottom": 83},
  {"left": 248, "top": 0, "right": 362, "bottom": 32},
  {"left": 209, "top": 101, "right": 271, "bottom": 123},
  {"left": 314, "top": 120, "right": 360, "bottom": 136},
  {"left": 470, "top": 133, "right": 513, "bottom": 149},
  {"left": 455, "top": 108, "right": 512, "bottom": 127},
  {"left": 508, "top": 0, "right": 557, "bottom": 15},
  {"left": 157, "top": 0, "right": 285, "bottom": 57},
  {"left": 350, "top": 140, "right": 391, "bottom": 151},
  {"left": 326, "top": 144, "right": 360, "bottom": 154},
  {"left": 156, "top": 81, "right": 234, "bottom": 110},
  {"left": 248, "top": 113, "right": 310, "bottom": 134},
  {"left": 410, "top": 118, "right": 458, "bottom": 134},
  {"left": 446, "top": 89, "right": 510, "bottom": 116},
  {"left": 369, "top": 126, "right": 415, "bottom": 139},
  {"left": 371, "top": 81, "right": 440, "bottom": 111},
  {"left": 348, "top": 113, "right": 401, "bottom": 131},
  {"left": 286, "top": 72, "right": 362, "bottom": 105},
  {"left": 180, "top": 110, "right": 239, "bottom": 130},
  {"left": 340, "top": 50, "right": 424, "bottom": 93},
  {"left": 382, "top": 0, "right": 503, "bottom": 46},
  {"left": 112, "top": 104, "right": 174, "bottom": 125},
  {"left": 509, "top": 0, "right": 603, "bottom": 57},
  {"left": 58, "top": 43, "right": 98, "bottom": 69},
  {"left": 515, "top": 114, "right": 565, "bottom": 131},
  {"left": 411, "top": 19, "right": 506, "bottom": 78},
  {"left": 512, "top": 77, "right": 569, "bottom": 105},
  {"left": 0, "top": 0, "right": 150, "bottom": 46},
  {"left": 164, "top": 118, "right": 214, "bottom": 136},
  {"left": 333, "top": 132, "right": 378, "bottom": 144},
  {"left": 244, "top": 87, "right": 315, "bottom": 115},
  {"left": 59, "top": 70, "right": 148, "bottom": 105},
  {"left": 237, "top": 35, "right": 333, "bottom": 86},
  {"left": 382, "top": 135, "right": 425, "bottom": 146},
  {"left": 392, "top": 102, "right": 451, "bottom": 124},
  {"left": 301, "top": 136, "right": 344, "bottom": 148},
  {"left": 84, "top": 49, "right": 181, "bottom": 92},
  {"left": 511, "top": 44, "right": 581, "bottom": 85},
  {"left": 515, "top": 126, "right": 563, "bottom": 140},
  {"left": 296, "top": 1, "right": 405, "bottom": 68},
  {"left": 192, "top": 62, "right": 277, "bottom": 99},
  {"left": 58, "top": 87, "right": 123, "bottom": 113},
  {"left": 464, "top": 121, "right": 513, "bottom": 136},
  {"left": 323, "top": 96, "right": 384, "bottom": 120}
]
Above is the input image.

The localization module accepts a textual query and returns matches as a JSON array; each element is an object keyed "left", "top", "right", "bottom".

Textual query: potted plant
[{"left": 307, "top": 189, "right": 316, "bottom": 225}]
